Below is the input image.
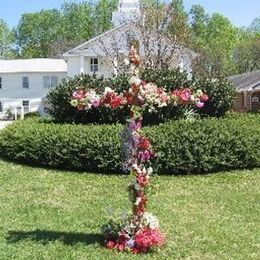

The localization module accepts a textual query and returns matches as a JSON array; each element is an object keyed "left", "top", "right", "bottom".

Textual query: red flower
[
  {"left": 200, "top": 93, "right": 209, "bottom": 102},
  {"left": 136, "top": 174, "right": 149, "bottom": 187},
  {"left": 77, "top": 104, "right": 86, "bottom": 110},
  {"left": 134, "top": 228, "right": 165, "bottom": 252},
  {"left": 105, "top": 240, "right": 116, "bottom": 249},
  {"left": 115, "top": 243, "right": 125, "bottom": 251},
  {"left": 138, "top": 136, "right": 151, "bottom": 150},
  {"left": 111, "top": 95, "right": 122, "bottom": 109}
]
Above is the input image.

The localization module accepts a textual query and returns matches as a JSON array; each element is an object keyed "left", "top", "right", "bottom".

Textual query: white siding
[
  {"left": 67, "top": 57, "right": 81, "bottom": 77},
  {"left": 0, "top": 71, "right": 67, "bottom": 117},
  {"left": 67, "top": 56, "right": 113, "bottom": 78}
]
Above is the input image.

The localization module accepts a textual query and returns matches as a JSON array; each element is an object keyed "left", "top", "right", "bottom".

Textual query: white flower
[
  {"left": 124, "top": 58, "right": 130, "bottom": 66},
  {"left": 147, "top": 167, "right": 153, "bottom": 175},
  {"left": 70, "top": 99, "right": 78, "bottom": 107},
  {"left": 142, "top": 212, "right": 159, "bottom": 229},
  {"left": 135, "top": 197, "right": 142, "bottom": 205},
  {"left": 104, "top": 87, "right": 113, "bottom": 95},
  {"left": 129, "top": 76, "right": 141, "bottom": 86}
]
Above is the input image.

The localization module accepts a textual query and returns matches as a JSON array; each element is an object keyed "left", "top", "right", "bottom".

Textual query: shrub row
[
  {"left": 45, "top": 69, "right": 235, "bottom": 125},
  {"left": 0, "top": 115, "right": 260, "bottom": 174},
  {"left": 0, "top": 114, "right": 259, "bottom": 175}
]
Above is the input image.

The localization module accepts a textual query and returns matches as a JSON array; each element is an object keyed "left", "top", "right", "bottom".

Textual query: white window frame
[
  {"left": 43, "top": 76, "right": 58, "bottom": 88},
  {"left": 90, "top": 58, "right": 99, "bottom": 73},
  {"left": 22, "top": 76, "right": 29, "bottom": 89}
]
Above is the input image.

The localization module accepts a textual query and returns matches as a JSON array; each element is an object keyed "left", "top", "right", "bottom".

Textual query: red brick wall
[
  {"left": 233, "top": 92, "right": 250, "bottom": 112},
  {"left": 233, "top": 91, "right": 260, "bottom": 112}
]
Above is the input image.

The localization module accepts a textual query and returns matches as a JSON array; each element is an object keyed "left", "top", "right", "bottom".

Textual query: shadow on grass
[{"left": 6, "top": 230, "right": 103, "bottom": 246}]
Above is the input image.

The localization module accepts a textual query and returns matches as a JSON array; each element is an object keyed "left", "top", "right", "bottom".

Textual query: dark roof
[{"left": 229, "top": 70, "right": 260, "bottom": 92}]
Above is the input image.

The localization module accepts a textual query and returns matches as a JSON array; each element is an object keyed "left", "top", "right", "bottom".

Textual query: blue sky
[{"left": 0, "top": 0, "right": 259, "bottom": 29}]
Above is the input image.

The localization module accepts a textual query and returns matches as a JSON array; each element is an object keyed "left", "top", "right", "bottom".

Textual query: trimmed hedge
[
  {"left": 0, "top": 114, "right": 259, "bottom": 175},
  {"left": 45, "top": 69, "right": 236, "bottom": 125}
]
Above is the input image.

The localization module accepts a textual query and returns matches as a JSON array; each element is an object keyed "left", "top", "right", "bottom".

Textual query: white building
[
  {"left": 0, "top": 59, "right": 67, "bottom": 119},
  {"left": 63, "top": 0, "right": 194, "bottom": 78}
]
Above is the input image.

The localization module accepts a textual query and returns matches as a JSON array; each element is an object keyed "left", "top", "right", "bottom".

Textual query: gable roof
[
  {"left": 229, "top": 70, "right": 260, "bottom": 92},
  {"left": 0, "top": 58, "right": 67, "bottom": 74},
  {"left": 63, "top": 22, "right": 196, "bottom": 60},
  {"left": 63, "top": 23, "right": 129, "bottom": 56}
]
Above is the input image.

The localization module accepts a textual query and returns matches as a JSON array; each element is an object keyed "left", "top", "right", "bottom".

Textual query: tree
[
  {"left": 233, "top": 36, "right": 260, "bottom": 73},
  {"left": 249, "top": 16, "right": 260, "bottom": 33},
  {"left": 15, "top": 9, "right": 62, "bottom": 58},
  {"left": 94, "top": 0, "right": 118, "bottom": 34},
  {"left": 168, "top": 0, "right": 190, "bottom": 45},
  {"left": 0, "top": 19, "right": 15, "bottom": 59},
  {"left": 189, "top": 4, "right": 208, "bottom": 49},
  {"left": 60, "top": 2, "right": 94, "bottom": 42},
  {"left": 192, "top": 13, "right": 239, "bottom": 77}
]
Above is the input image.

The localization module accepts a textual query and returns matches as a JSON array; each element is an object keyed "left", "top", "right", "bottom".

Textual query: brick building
[{"left": 229, "top": 70, "right": 260, "bottom": 112}]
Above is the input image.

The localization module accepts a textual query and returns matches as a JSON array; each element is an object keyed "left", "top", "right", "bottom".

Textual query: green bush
[
  {"left": 45, "top": 69, "right": 235, "bottom": 125},
  {"left": 24, "top": 111, "right": 41, "bottom": 119},
  {"left": 0, "top": 114, "right": 259, "bottom": 175}
]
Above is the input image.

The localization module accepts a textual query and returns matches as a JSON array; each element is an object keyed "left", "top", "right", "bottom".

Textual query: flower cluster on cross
[{"left": 70, "top": 46, "right": 208, "bottom": 254}]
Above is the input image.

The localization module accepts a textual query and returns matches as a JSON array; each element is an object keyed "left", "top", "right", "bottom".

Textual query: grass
[{"left": 0, "top": 159, "right": 259, "bottom": 259}]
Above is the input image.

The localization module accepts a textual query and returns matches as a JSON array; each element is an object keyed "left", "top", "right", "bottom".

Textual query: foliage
[
  {"left": 0, "top": 114, "right": 259, "bottom": 174},
  {"left": 45, "top": 69, "right": 235, "bottom": 124},
  {"left": 233, "top": 36, "right": 260, "bottom": 73},
  {"left": 14, "top": 1, "right": 117, "bottom": 58},
  {"left": 24, "top": 111, "right": 41, "bottom": 119},
  {"left": 15, "top": 9, "right": 62, "bottom": 58},
  {"left": 191, "top": 12, "right": 239, "bottom": 77},
  {"left": 0, "top": 19, "right": 15, "bottom": 58}
]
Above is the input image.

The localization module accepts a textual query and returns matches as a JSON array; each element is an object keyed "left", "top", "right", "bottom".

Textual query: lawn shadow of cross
[{"left": 6, "top": 230, "right": 103, "bottom": 246}]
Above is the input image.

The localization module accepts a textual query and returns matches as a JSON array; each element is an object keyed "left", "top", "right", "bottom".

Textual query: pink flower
[
  {"left": 91, "top": 99, "right": 100, "bottom": 108},
  {"left": 195, "top": 100, "right": 204, "bottom": 108},
  {"left": 72, "top": 89, "right": 86, "bottom": 99},
  {"left": 138, "top": 150, "right": 153, "bottom": 162}
]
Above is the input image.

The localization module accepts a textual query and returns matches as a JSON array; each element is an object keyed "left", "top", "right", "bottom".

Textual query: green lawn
[{"left": 0, "top": 159, "right": 259, "bottom": 259}]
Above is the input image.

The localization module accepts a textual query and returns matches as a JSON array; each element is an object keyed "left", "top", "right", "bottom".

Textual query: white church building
[
  {"left": 63, "top": 0, "right": 193, "bottom": 78},
  {"left": 0, "top": 0, "right": 193, "bottom": 119}
]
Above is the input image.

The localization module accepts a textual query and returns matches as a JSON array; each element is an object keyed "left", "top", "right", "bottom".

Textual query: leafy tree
[
  {"left": 168, "top": 0, "right": 190, "bottom": 45},
  {"left": 94, "top": 0, "right": 118, "bottom": 34},
  {"left": 0, "top": 19, "right": 15, "bottom": 58},
  {"left": 60, "top": 2, "right": 94, "bottom": 42},
  {"left": 15, "top": 9, "right": 62, "bottom": 58},
  {"left": 233, "top": 36, "right": 260, "bottom": 73},
  {"left": 249, "top": 16, "right": 260, "bottom": 33},
  {"left": 192, "top": 13, "right": 239, "bottom": 77},
  {"left": 189, "top": 4, "right": 208, "bottom": 49}
]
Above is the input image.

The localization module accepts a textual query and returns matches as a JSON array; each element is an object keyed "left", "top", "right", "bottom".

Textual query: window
[
  {"left": 252, "top": 96, "right": 259, "bottom": 103},
  {"left": 0, "top": 102, "right": 2, "bottom": 112},
  {"left": 43, "top": 76, "right": 58, "bottom": 88},
  {"left": 22, "top": 77, "right": 29, "bottom": 88},
  {"left": 0, "top": 77, "right": 2, "bottom": 89},
  {"left": 22, "top": 100, "right": 30, "bottom": 107},
  {"left": 90, "top": 58, "right": 99, "bottom": 73}
]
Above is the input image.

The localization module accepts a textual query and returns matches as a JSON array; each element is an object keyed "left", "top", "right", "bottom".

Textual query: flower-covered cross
[{"left": 70, "top": 46, "right": 208, "bottom": 254}]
